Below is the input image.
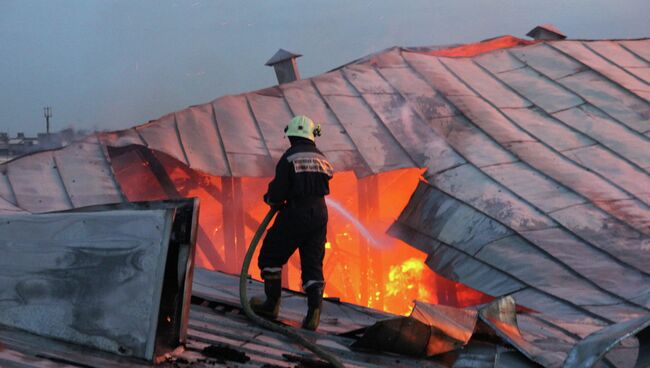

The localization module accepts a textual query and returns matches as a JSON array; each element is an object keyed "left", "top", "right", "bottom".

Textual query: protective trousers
[{"left": 258, "top": 202, "right": 328, "bottom": 290}]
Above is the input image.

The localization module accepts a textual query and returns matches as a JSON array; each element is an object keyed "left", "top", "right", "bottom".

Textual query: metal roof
[
  {"left": 0, "top": 35, "right": 648, "bottom": 366},
  {"left": 1, "top": 268, "right": 582, "bottom": 367}
]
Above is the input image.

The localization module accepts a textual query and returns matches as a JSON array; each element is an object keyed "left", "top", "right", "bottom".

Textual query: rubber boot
[
  {"left": 302, "top": 283, "right": 324, "bottom": 331},
  {"left": 250, "top": 270, "right": 282, "bottom": 319}
]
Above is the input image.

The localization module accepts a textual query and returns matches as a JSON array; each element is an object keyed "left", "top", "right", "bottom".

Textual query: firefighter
[{"left": 250, "top": 115, "right": 333, "bottom": 331}]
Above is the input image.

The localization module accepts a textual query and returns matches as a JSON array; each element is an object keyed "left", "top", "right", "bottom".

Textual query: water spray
[{"left": 325, "top": 197, "right": 382, "bottom": 248}]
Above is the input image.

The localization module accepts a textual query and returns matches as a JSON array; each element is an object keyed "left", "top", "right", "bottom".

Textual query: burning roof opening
[{"left": 108, "top": 144, "right": 492, "bottom": 316}]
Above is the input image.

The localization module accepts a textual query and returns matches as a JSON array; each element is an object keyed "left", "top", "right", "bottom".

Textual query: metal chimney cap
[
  {"left": 265, "top": 49, "right": 302, "bottom": 66},
  {"left": 526, "top": 23, "right": 566, "bottom": 40}
]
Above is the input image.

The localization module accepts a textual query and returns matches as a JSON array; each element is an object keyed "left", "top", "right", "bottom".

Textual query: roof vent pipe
[
  {"left": 526, "top": 24, "right": 567, "bottom": 40},
  {"left": 265, "top": 49, "right": 302, "bottom": 84}
]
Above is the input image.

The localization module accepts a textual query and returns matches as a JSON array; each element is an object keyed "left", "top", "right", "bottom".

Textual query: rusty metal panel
[
  {"left": 175, "top": 103, "right": 230, "bottom": 176},
  {"left": 429, "top": 164, "right": 554, "bottom": 232},
  {"left": 502, "top": 107, "right": 595, "bottom": 152},
  {"left": 551, "top": 42, "right": 650, "bottom": 100},
  {"left": 475, "top": 48, "right": 526, "bottom": 74},
  {"left": 482, "top": 162, "right": 585, "bottom": 213},
  {"left": 136, "top": 113, "right": 188, "bottom": 166},
  {"left": 562, "top": 145, "right": 650, "bottom": 204},
  {"left": 553, "top": 105, "right": 650, "bottom": 171},
  {"left": 6, "top": 151, "right": 72, "bottom": 213},
  {"left": 53, "top": 137, "right": 123, "bottom": 208},
  {"left": 559, "top": 70, "right": 650, "bottom": 134},
  {"left": 403, "top": 52, "right": 478, "bottom": 96},
  {"left": 497, "top": 67, "right": 584, "bottom": 113},
  {"left": 550, "top": 203, "right": 650, "bottom": 274},
  {"left": 440, "top": 57, "right": 532, "bottom": 108},
  {"left": 509, "top": 43, "right": 586, "bottom": 80},
  {"left": 247, "top": 92, "right": 292, "bottom": 160}
]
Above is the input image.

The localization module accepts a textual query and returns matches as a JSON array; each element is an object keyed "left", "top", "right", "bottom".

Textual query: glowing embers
[{"left": 108, "top": 146, "right": 491, "bottom": 315}]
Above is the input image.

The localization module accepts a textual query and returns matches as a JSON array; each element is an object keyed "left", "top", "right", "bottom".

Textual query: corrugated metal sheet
[{"left": 0, "top": 36, "right": 648, "bottom": 366}]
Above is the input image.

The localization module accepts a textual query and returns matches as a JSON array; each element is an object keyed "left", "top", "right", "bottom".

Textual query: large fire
[{"left": 109, "top": 146, "right": 491, "bottom": 315}]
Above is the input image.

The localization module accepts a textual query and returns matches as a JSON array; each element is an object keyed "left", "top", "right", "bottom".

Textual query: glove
[{"left": 263, "top": 193, "right": 283, "bottom": 209}]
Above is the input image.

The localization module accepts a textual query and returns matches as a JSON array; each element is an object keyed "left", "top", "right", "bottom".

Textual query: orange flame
[{"left": 110, "top": 147, "right": 492, "bottom": 315}]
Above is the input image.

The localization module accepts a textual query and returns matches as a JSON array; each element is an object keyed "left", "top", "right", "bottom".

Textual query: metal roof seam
[
  {"left": 403, "top": 52, "right": 650, "bottom": 289},
  {"left": 583, "top": 42, "right": 650, "bottom": 87},
  {"left": 132, "top": 128, "right": 150, "bottom": 148},
  {"left": 526, "top": 314, "right": 619, "bottom": 368},
  {"left": 94, "top": 135, "right": 128, "bottom": 203},
  {"left": 468, "top": 63, "right": 635, "bottom": 170},
  {"left": 617, "top": 42, "right": 650, "bottom": 64},
  {"left": 395, "top": 216, "right": 614, "bottom": 324},
  {"left": 508, "top": 50, "right": 650, "bottom": 162},
  {"left": 437, "top": 51, "right": 650, "bottom": 236},
  {"left": 401, "top": 51, "right": 615, "bottom": 227},
  {"left": 422, "top": 171, "right": 650, "bottom": 314},
  {"left": 244, "top": 95, "right": 274, "bottom": 160},
  {"left": 50, "top": 154, "right": 74, "bottom": 209},
  {"left": 540, "top": 44, "right": 648, "bottom": 125},
  {"left": 371, "top": 63, "right": 465, "bottom": 152},
  {"left": 209, "top": 101, "right": 233, "bottom": 177},
  {"left": 0, "top": 169, "right": 18, "bottom": 206},
  {"left": 338, "top": 67, "right": 419, "bottom": 169},
  {"left": 308, "top": 77, "right": 375, "bottom": 176},
  {"left": 172, "top": 112, "right": 192, "bottom": 167}
]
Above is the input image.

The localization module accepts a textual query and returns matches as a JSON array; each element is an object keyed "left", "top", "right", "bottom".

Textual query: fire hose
[{"left": 239, "top": 207, "right": 345, "bottom": 368}]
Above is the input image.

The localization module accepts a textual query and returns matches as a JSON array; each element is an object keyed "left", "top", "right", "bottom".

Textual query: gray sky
[{"left": 1, "top": 0, "right": 648, "bottom": 136}]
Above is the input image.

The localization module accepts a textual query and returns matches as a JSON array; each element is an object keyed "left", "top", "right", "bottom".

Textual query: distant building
[{"left": 0, "top": 129, "right": 89, "bottom": 163}]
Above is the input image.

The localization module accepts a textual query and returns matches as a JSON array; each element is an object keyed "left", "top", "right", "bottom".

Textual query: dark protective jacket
[{"left": 264, "top": 138, "right": 333, "bottom": 206}]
